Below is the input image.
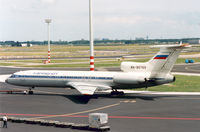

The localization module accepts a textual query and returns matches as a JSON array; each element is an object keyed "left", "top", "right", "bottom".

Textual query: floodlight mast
[
  {"left": 89, "top": 0, "right": 94, "bottom": 71},
  {"left": 45, "top": 19, "right": 52, "bottom": 63}
]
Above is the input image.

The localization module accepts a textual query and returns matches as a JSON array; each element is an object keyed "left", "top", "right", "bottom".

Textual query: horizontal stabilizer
[{"left": 151, "top": 44, "right": 191, "bottom": 48}]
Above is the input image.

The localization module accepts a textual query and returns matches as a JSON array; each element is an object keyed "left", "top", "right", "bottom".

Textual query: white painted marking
[
  {"left": 103, "top": 90, "right": 200, "bottom": 95},
  {"left": 131, "top": 100, "right": 136, "bottom": 103},
  {"left": 172, "top": 72, "right": 200, "bottom": 76},
  {"left": 120, "top": 100, "right": 136, "bottom": 103}
]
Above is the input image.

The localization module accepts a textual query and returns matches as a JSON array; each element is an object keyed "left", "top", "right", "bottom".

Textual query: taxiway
[{"left": 0, "top": 65, "right": 200, "bottom": 132}]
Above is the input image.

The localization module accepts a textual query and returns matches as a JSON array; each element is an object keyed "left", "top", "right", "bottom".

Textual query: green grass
[
  {"left": 0, "top": 44, "right": 200, "bottom": 68},
  {"left": 24, "top": 64, "right": 89, "bottom": 68},
  {"left": 0, "top": 44, "right": 155, "bottom": 57},
  {"left": 22, "top": 61, "right": 121, "bottom": 68},
  {"left": 4, "top": 57, "right": 199, "bottom": 65},
  {"left": 127, "top": 58, "right": 200, "bottom": 64},
  {"left": 0, "top": 63, "right": 23, "bottom": 67},
  {"left": 176, "top": 58, "right": 200, "bottom": 64},
  {"left": 0, "top": 57, "right": 198, "bottom": 68},
  {"left": 8, "top": 59, "right": 88, "bottom": 63},
  {"left": 136, "top": 75, "right": 200, "bottom": 92}
]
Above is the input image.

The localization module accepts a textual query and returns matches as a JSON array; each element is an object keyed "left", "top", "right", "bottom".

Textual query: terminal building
[{"left": 186, "top": 38, "right": 200, "bottom": 44}]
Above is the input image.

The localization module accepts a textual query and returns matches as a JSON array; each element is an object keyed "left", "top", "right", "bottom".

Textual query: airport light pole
[
  {"left": 45, "top": 19, "right": 52, "bottom": 63},
  {"left": 89, "top": 0, "right": 94, "bottom": 71}
]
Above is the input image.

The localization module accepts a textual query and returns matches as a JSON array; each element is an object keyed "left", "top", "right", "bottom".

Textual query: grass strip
[{"left": 135, "top": 75, "right": 200, "bottom": 92}]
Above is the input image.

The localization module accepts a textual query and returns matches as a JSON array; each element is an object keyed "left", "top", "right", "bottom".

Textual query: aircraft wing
[{"left": 67, "top": 82, "right": 111, "bottom": 95}]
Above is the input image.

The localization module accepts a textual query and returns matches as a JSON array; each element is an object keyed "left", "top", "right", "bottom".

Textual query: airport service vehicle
[{"left": 6, "top": 44, "right": 190, "bottom": 95}]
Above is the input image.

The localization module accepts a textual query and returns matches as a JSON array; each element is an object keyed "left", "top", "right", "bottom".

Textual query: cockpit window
[{"left": 10, "top": 74, "right": 16, "bottom": 78}]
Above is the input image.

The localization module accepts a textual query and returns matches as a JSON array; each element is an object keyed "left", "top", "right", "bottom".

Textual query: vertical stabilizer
[{"left": 148, "top": 44, "right": 190, "bottom": 78}]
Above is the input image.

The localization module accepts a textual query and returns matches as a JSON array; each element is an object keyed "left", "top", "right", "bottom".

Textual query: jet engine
[
  {"left": 149, "top": 74, "right": 175, "bottom": 85},
  {"left": 113, "top": 73, "right": 145, "bottom": 84}
]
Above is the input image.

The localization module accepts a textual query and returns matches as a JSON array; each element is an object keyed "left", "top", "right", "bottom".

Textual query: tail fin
[
  {"left": 120, "top": 43, "right": 191, "bottom": 78},
  {"left": 148, "top": 43, "right": 191, "bottom": 78}
]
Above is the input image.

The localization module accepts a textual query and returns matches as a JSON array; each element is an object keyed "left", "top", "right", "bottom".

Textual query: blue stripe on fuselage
[{"left": 10, "top": 75, "right": 113, "bottom": 80}]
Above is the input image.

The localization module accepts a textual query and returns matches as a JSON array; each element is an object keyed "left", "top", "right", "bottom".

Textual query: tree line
[{"left": 0, "top": 38, "right": 199, "bottom": 46}]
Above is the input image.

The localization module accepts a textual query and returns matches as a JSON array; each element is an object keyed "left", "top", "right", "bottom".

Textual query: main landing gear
[
  {"left": 24, "top": 87, "right": 34, "bottom": 95},
  {"left": 28, "top": 90, "right": 34, "bottom": 95},
  {"left": 111, "top": 89, "right": 124, "bottom": 96}
]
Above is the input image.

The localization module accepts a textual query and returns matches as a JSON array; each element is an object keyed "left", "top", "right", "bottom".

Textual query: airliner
[{"left": 5, "top": 44, "right": 190, "bottom": 95}]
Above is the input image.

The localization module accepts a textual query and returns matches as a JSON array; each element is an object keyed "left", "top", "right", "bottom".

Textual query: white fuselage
[
  {"left": 7, "top": 70, "right": 115, "bottom": 87},
  {"left": 6, "top": 70, "right": 173, "bottom": 90}
]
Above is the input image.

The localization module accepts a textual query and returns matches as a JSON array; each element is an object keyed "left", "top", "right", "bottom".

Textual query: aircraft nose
[
  {"left": 5, "top": 76, "right": 11, "bottom": 83},
  {"left": 5, "top": 78, "right": 9, "bottom": 83}
]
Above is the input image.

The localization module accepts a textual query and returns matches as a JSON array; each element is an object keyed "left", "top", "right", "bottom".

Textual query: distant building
[
  {"left": 21, "top": 44, "right": 27, "bottom": 47},
  {"left": 94, "top": 38, "right": 101, "bottom": 41},
  {"left": 5, "top": 41, "right": 16, "bottom": 45},
  {"left": 187, "top": 39, "right": 200, "bottom": 44},
  {"left": 135, "top": 37, "right": 145, "bottom": 40},
  {"left": 21, "top": 43, "right": 33, "bottom": 47},
  {"left": 102, "top": 38, "right": 109, "bottom": 41},
  {"left": 146, "top": 35, "right": 149, "bottom": 40}
]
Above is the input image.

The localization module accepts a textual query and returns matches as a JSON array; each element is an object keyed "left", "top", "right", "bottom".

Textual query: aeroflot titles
[{"left": 33, "top": 72, "right": 58, "bottom": 75}]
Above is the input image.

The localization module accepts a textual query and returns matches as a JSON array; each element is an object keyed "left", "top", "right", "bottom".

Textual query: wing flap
[
  {"left": 67, "top": 82, "right": 111, "bottom": 95},
  {"left": 67, "top": 82, "right": 97, "bottom": 95}
]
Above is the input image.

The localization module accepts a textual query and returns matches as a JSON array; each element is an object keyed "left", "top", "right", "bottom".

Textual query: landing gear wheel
[
  {"left": 27, "top": 87, "right": 35, "bottom": 95},
  {"left": 28, "top": 90, "right": 33, "bottom": 95},
  {"left": 23, "top": 90, "right": 28, "bottom": 95},
  {"left": 28, "top": 87, "right": 34, "bottom": 95},
  {"left": 111, "top": 90, "right": 124, "bottom": 95},
  {"left": 118, "top": 91, "right": 124, "bottom": 95}
]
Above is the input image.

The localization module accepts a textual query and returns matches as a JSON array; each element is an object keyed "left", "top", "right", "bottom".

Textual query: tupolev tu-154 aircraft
[{"left": 6, "top": 44, "right": 190, "bottom": 95}]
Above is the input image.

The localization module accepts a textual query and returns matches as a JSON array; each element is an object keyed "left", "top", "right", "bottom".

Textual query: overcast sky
[{"left": 1, "top": 0, "right": 200, "bottom": 41}]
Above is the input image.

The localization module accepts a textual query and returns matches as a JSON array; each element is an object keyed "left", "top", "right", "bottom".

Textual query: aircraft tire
[
  {"left": 118, "top": 91, "right": 124, "bottom": 95},
  {"left": 28, "top": 91, "right": 33, "bottom": 95},
  {"left": 111, "top": 91, "right": 124, "bottom": 96}
]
